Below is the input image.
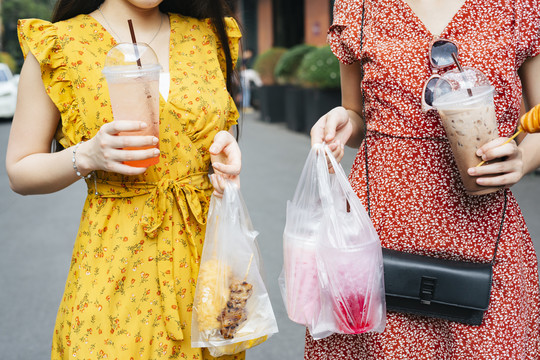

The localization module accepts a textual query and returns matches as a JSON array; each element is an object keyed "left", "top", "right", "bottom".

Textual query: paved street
[{"left": 1, "top": 113, "right": 539, "bottom": 360}]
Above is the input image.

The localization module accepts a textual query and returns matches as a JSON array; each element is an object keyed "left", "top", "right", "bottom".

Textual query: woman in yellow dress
[{"left": 6, "top": 0, "right": 244, "bottom": 359}]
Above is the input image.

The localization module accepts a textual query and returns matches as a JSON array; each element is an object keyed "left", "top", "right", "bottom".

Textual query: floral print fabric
[
  {"left": 304, "top": 0, "right": 540, "bottom": 359},
  {"left": 18, "top": 13, "right": 243, "bottom": 360}
]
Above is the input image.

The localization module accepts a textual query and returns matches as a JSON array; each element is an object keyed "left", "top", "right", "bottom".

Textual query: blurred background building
[
  {"left": 0, "top": 0, "right": 335, "bottom": 71},
  {"left": 237, "top": 0, "right": 335, "bottom": 58}
]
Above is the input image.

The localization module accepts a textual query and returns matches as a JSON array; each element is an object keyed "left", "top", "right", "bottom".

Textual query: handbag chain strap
[{"left": 357, "top": 0, "right": 507, "bottom": 265}]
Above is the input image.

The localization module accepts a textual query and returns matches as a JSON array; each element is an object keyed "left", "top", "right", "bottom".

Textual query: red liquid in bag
[{"left": 334, "top": 293, "right": 373, "bottom": 333}]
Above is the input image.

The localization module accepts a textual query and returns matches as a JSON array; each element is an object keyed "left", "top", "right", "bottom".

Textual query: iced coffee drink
[{"left": 434, "top": 85, "right": 502, "bottom": 195}]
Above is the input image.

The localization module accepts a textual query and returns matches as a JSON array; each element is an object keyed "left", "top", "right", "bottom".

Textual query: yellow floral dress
[{"left": 18, "top": 13, "right": 243, "bottom": 360}]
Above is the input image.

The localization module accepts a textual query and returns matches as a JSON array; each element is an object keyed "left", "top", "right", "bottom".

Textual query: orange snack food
[{"left": 520, "top": 103, "right": 540, "bottom": 133}]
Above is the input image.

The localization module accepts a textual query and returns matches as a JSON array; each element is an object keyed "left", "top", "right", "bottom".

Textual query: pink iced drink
[
  {"left": 284, "top": 238, "right": 321, "bottom": 326},
  {"left": 103, "top": 43, "right": 161, "bottom": 168},
  {"left": 319, "top": 241, "right": 385, "bottom": 334},
  {"left": 107, "top": 76, "right": 160, "bottom": 167}
]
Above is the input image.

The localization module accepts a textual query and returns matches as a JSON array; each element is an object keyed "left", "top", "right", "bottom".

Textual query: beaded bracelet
[{"left": 72, "top": 141, "right": 93, "bottom": 180}]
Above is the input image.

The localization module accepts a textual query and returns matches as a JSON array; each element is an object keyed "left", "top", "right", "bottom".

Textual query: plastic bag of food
[
  {"left": 192, "top": 181, "right": 278, "bottom": 356},
  {"left": 280, "top": 144, "right": 386, "bottom": 339}
]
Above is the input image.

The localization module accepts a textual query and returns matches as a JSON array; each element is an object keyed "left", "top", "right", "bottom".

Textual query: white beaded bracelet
[{"left": 72, "top": 141, "right": 93, "bottom": 180}]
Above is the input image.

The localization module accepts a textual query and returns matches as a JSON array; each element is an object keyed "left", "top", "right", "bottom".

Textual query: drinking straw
[
  {"left": 476, "top": 128, "right": 523, "bottom": 167},
  {"left": 451, "top": 53, "right": 473, "bottom": 97},
  {"left": 127, "top": 19, "right": 142, "bottom": 68}
]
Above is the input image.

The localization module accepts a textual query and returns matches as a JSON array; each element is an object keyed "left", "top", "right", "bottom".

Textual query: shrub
[
  {"left": 297, "top": 45, "right": 340, "bottom": 89},
  {"left": 252, "top": 47, "right": 287, "bottom": 85},
  {"left": 0, "top": 52, "right": 18, "bottom": 74},
  {"left": 274, "top": 44, "right": 316, "bottom": 85}
]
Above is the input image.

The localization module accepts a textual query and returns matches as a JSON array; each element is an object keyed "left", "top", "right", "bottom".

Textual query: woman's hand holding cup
[{"left": 76, "top": 121, "right": 160, "bottom": 176}]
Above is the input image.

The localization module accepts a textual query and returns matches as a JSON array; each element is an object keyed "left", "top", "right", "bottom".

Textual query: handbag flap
[{"left": 383, "top": 248, "right": 493, "bottom": 310}]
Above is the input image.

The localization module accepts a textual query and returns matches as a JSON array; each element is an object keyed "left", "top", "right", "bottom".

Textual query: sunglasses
[{"left": 421, "top": 38, "right": 459, "bottom": 112}]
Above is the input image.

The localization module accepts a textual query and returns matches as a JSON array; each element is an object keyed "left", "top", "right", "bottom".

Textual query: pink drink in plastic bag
[
  {"left": 284, "top": 236, "right": 320, "bottom": 325},
  {"left": 318, "top": 230, "right": 385, "bottom": 333}
]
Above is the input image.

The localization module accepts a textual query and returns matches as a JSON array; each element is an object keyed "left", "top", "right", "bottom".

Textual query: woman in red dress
[{"left": 307, "top": 0, "right": 540, "bottom": 358}]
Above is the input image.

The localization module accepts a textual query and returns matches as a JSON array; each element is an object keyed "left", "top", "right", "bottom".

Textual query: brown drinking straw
[
  {"left": 127, "top": 19, "right": 142, "bottom": 68},
  {"left": 451, "top": 53, "right": 473, "bottom": 97}
]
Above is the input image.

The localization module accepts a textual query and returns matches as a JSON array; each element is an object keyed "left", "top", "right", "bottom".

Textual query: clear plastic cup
[
  {"left": 432, "top": 68, "right": 502, "bottom": 195},
  {"left": 102, "top": 42, "right": 161, "bottom": 167},
  {"left": 318, "top": 239, "right": 385, "bottom": 334},
  {"left": 283, "top": 234, "right": 321, "bottom": 325}
]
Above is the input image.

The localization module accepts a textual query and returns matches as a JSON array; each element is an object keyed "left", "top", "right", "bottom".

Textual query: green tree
[{"left": 1, "top": 0, "right": 54, "bottom": 72}]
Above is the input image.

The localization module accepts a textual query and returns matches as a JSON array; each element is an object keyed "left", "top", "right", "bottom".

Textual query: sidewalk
[{"left": 1, "top": 113, "right": 539, "bottom": 359}]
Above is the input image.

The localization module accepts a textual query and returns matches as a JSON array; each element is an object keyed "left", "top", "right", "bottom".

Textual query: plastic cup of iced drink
[
  {"left": 102, "top": 42, "right": 161, "bottom": 167},
  {"left": 432, "top": 68, "right": 502, "bottom": 195},
  {"left": 318, "top": 240, "right": 385, "bottom": 334},
  {"left": 283, "top": 233, "right": 321, "bottom": 326}
]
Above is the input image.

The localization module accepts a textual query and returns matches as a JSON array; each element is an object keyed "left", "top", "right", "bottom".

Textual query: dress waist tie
[{"left": 87, "top": 173, "right": 211, "bottom": 340}]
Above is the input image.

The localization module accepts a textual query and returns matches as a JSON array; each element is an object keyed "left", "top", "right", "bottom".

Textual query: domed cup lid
[
  {"left": 102, "top": 42, "right": 161, "bottom": 77},
  {"left": 432, "top": 67, "right": 494, "bottom": 110}
]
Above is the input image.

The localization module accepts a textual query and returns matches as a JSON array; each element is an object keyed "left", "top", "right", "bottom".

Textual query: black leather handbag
[
  {"left": 381, "top": 235, "right": 502, "bottom": 325},
  {"left": 356, "top": 0, "right": 507, "bottom": 326}
]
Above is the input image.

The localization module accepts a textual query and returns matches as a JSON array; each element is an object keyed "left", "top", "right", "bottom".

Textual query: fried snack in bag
[
  {"left": 192, "top": 182, "right": 278, "bottom": 356},
  {"left": 194, "top": 259, "right": 232, "bottom": 337}
]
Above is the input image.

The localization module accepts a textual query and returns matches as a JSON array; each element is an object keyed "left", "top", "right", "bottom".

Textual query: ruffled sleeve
[
  {"left": 515, "top": 0, "right": 540, "bottom": 66},
  {"left": 327, "top": 0, "right": 364, "bottom": 64},
  {"left": 18, "top": 18, "right": 79, "bottom": 148},
  {"left": 215, "top": 17, "right": 242, "bottom": 79},
  {"left": 209, "top": 17, "right": 241, "bottom": 128}
]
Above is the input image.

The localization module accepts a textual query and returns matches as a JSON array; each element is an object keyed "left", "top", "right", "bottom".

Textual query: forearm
[
  {"left": 7, "top": 146, "right": 84, "bottom": 195},
  {"left": 344, "top": 108, "right": 365, "bottom": 149},
  {"left": 340, "top": 62, "right": 365, "bottom": 149}
]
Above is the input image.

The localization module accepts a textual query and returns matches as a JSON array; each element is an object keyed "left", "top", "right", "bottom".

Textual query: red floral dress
[{"left": 304, "top": 0, "right": 540, "bottom": 359}]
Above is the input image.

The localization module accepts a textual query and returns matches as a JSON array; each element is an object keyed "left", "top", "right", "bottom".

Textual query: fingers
[
  {"left": 212, "top": 162, "right": 241, "bottom": 175},
  {"left": 310, "top": 114, "right": 327, "bottom": 147},
  {"left": 311, "top": 107, "right": 351, "bottom": 148},
  {"left": 210, "top": 131, "right": 242, "bottom": 176},
  {"left": 100, "top": 135, "right": 159, "bottom": 150},
  {"left": 210, "top": 173, "right": 240, "bottom": 198},
  {"left": 323, "top": 107, "right": 350, "bottom": 143},
  {"left": 476, "top": 137, "right": 516, "bottom": 163},
  {"left": 81, "top": 121, "right": 161, "bottom": 175},
  {"left": 467, "top": 137, "right": 524, "bottom": 187},
  {"left": 101, "top": 120, "right": 149, "bottom": 135},
  {"left": 209, "top": 130, "right": 234, "bottom": 155},
  {"left": 472, "top": 137, "right": 518, "bottom": 172},
  {"left": 105, "top": 148, "right": 160, "bottom": 166},
  {"left": 326, "top": 141, "right": 345, "bottom": 173},
  {"left": 468, "top": 159, "right": 523, "bottom": 186},
  {"left": 328, "top": 141, "right": 345, "bottom": 162}
]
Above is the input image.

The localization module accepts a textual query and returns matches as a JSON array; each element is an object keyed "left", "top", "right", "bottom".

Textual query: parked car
[{"left": 0, "top": 63, "right": 18, "bottom": 120}]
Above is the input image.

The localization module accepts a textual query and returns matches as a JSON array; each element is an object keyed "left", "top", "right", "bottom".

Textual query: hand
[
  {"left": 209, "top": 130, "right": 241, "bottom": 198},
  {"left": 310, "top": 107, "right": 352, "bottom": 172},
  {"left": 77, "top": 121, "right": 160, "bottom": 176},
  {"left": 467, "top": 136, "right": 525, "bottom": 187}
]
